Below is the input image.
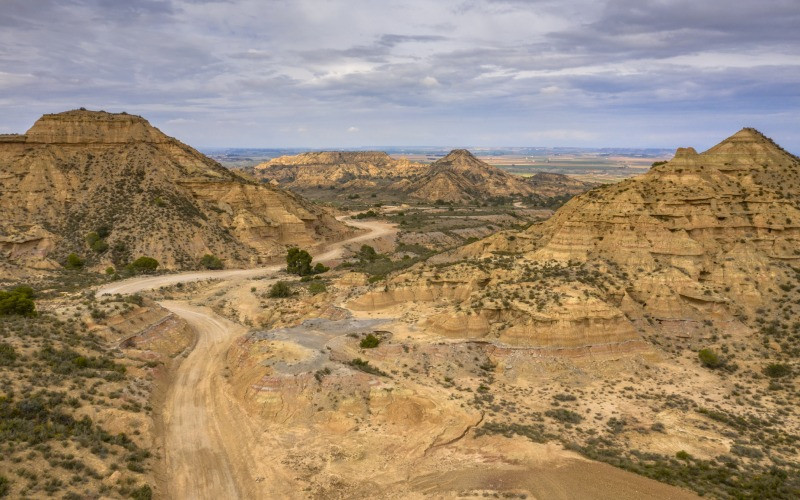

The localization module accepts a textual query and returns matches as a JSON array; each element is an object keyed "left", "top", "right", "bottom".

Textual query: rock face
[
  {"left": 254, "top": 149, "right": 593, "bottom": 203},
  {"left": 351, "top": 129, "right": 800, "bottom": 351},
  {"left": 0, "top": 110, "right": 350, "bottom": 274}
]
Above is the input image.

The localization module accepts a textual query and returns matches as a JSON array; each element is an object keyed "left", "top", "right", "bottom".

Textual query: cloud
[
  {"left": 0, "top": 0, "right": 797, "bottom": 150},
  {"left": 347, "top": 126, "right": 359, "bottom": 132}
]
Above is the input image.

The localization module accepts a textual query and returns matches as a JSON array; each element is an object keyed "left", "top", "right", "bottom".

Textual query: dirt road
[
  {"left": 101, "top": 218, "right": 396, "bottom": 499},
  {"left": 97, "top": 218, "right": 394, "bottom": 296}
]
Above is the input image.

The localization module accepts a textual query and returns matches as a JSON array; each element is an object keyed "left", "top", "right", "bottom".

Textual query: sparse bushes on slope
[{"left": 764, "top": 363, "right": 791, "bottom": 378}]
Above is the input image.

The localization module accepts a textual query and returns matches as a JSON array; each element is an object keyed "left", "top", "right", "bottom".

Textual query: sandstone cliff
[{"left": 0, "top": 110, "right": 350, "bottom": 274}]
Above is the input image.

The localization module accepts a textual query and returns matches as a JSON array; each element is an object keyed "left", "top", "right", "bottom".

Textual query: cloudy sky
[{"left": 1, "top": 0, "right": 798, "bottom": 150}]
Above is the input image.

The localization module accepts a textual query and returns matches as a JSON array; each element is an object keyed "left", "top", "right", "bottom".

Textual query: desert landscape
[{"left": 2, "top": 1, "right": 799, "bottom": 499}]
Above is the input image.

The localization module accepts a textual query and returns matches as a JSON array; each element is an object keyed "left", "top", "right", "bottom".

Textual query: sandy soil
[{"left": 102, "top": 217, "right": 699, "bottom": 499}]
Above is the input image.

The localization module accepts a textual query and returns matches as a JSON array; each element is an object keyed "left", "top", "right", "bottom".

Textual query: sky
[{"left": 1, "top": 0, "right": 798, "bottom": 151}]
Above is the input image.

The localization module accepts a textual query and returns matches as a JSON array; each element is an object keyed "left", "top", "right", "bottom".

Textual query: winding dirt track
[
  {"left": 97, "top": 218, "right": 395, "bottom": 296},
  {"left": 97, "top": 219, "right": 396, "bottom": 499}
]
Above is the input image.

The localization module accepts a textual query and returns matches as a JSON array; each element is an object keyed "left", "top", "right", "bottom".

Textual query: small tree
[
  {"left": 356, "top": 245, "right": 379, "bottom": 263},
  {"left": 65, "top": 253, "right": 84, "bottom": 269},
  {"left": 128, "top": 256, "right": 159, "bottom": 274},
  {"left": 286, "top": 247, "right": 313, "bottom": 276},
  {"left": 200, "top": 254, "right": 223, "bottom": 270},
  {"left": 269, "top": 281, "right": 291, "bottom": 298}
]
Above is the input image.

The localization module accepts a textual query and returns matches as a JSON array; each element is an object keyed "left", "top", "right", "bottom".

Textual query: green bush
[
  {"left": 105, "top": 266, "right": 116, "bottom": 275},
  {"left": 128, "top": 257, "right": 159, "bottom": 274},
  {"left": 308, "top": 282, "right": 327, "bottom": 295},
  {"left": 199, "top": 254, "right": 223, "bottom": 270},
  {"left": 356, "top": 245, "right": 379, "bottom": 263},
  {"left": 360, "top": 334, "right": 380, "bottom": 348},
  {"left": 312, "top": 262, "right": 329, "bottom": 274},
  {"left": 286, "top": 247, "right": 313, "bottom": 276},
  {"left": 91, "top": 239, "right": 109, "bottom": 253},
  {"left": 65, "top": 253, "right": 84, "bottom": 270},
  {"left": 0, "top": 289, "right": 36, "bottom": 317},
  {"left": 698, "top": 348, "right": 723, "bottom": 368},
  {"left": 764, "top": 363, "right": 791, "bottom": 378},
  {"left": 268, "top": 281, "right": 291, "bottom": 298},
  {"left": 86, "top": 232, "right": 100, "bottom": 246}
]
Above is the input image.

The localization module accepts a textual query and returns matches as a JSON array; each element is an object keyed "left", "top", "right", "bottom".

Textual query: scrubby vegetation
[
  {"left": 269, "top": 281, "right": 292, "bottom": 298},
  {"left": 199, "top": 254, "right": 223, "bottom": 270},
  {"left": 0, "top": 286, "right": 36, "bottom": 317},
  {"left": 0, "top": 280, "right": 154, "bottom": 498}
]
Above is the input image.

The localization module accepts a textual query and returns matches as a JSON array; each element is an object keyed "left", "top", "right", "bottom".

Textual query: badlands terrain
[
  {"left": 0, "top": 113, "right": 798, "bottom": 499},
  {"left": 252, "top": 149, "right": 594, "bottom": 205}
]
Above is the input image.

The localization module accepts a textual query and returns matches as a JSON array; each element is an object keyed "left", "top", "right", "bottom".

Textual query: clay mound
[
  {"left": 405, "top": 149, "right": 539, "bottom": 202},
  {"left": 0, "top": 109, "right": 350, "bottom": 273}
]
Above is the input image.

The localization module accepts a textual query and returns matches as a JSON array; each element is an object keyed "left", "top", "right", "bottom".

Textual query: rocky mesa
[{"left": 0, "top": 110, "right": 351, "bottom": 274}]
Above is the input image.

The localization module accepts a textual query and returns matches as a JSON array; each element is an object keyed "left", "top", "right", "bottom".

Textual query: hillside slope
[{"left": 0, "top": 110, "right": 350, "bottom": 274}]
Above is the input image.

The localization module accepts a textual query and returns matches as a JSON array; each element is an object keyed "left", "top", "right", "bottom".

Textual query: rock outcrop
[{"left": 0, "top": 110, "right": 350, "bottom": 274}]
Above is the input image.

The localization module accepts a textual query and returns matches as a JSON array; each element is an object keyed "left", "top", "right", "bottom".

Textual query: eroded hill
[
  {"left": 254, "top": 149, "right": 594, "bottom": 204},
  {"left": 0, "top": 110, "right": 350, "bottom": 275}
]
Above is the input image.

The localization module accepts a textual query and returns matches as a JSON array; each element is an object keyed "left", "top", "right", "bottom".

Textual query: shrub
[
  {"left": 105, "top": 266, "right": 115, "bottom": 275},
  {"left": 360, "top": 334, "right": 380, "bottom": 349},
  {"left": 348, "top": 358, "right": 388, "bottom": 377},
  {"left": 545, "top": 408, "right": 583, "bottom": 424},
  {"left": 128, "top": 257, "right": 159, "bottom": 274},
  {"left": 356, "top": 245, "right": 379, "bottom": 263},
  {"left": 268, "top": 281, "right": 291, "bottom": 298},
  {"left": 199, "top": 254, "right": 223, "bottom": 270},
  {"left": 0, "top": 475, "right": 9, "bottom": 497},
  {"left": 312, "top": 262, "right": 329, "bottom": 274},
  {"left": 0, "top": 342, "right": 17, "bottom": 365},
  {"left": 91, "top": 239, "right": 109, "bottom": 253},
  {"left": 0, "top": 289, "right": 36, "bottom": 317},
  {"left": 286, "top": 248, "right": 313, "bottom": 276},
  {"left": 131, "top": 485, "right": 152, "bottom": 500},
  {"left": 308, "top": 282, "right": 327, "bottom": 295},
  {"left": 65, "top": 253, "right": 84, "bottom": 269},
  {"left": 764, "top": 363, "right": 791, "bottom": 378},
  {"left": 698, "top": 348, "right": 723, "bottom": 368}
]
